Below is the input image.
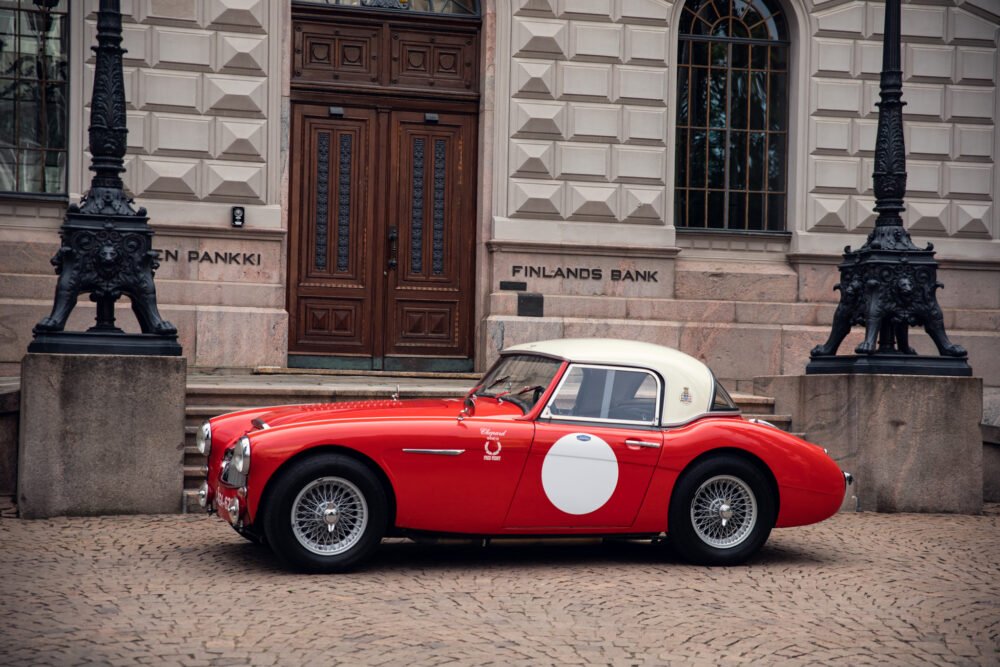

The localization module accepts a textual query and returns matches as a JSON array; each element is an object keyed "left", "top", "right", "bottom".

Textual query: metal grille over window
[
  {"left": 0, "top": 0, "right": 69, "bottom": 196},
  {"left": 292, "top": 0, "right": 478, "bottom": 15},
  {"left": 675, "top": 0, "right": 789, "bottom": 232}
]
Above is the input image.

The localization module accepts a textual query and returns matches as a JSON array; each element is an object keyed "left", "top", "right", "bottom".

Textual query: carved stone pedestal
[
  {"left": 17, "top": 353, "right": 185, "bottom": 518},
  {"left": 755, "top": 374, "right": 983, "bottom": 514}
]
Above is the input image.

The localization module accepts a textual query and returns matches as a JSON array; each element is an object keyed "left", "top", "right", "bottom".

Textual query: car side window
[{"left": 543, "top": 364, "right": 661, "bottom": 426}]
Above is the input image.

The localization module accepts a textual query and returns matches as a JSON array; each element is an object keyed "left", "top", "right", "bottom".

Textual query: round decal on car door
[{"left": 541, "top": 433, "right": 619, "bottom": 515}]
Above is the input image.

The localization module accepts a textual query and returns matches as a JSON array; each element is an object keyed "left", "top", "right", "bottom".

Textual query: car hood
[{"left": 253, "top": 397, "right": 524, "bottom": 429}]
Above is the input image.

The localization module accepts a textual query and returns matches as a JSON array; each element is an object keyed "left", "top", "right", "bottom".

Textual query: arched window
[
  {"left": 293, "top": 0, "right": 479, "bottom": 15},
  {"left": 675, "top": 0, "right": 789, "bottom": 231}
]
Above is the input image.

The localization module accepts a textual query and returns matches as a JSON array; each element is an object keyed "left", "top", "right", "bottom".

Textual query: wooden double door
[{"left": 288, "top": 104, "right": 477, "bottom": 370}]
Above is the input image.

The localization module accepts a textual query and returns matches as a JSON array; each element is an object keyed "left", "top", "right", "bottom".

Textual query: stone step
[{"left": 732, "top": 393, "right": 775, "bottom": 414}]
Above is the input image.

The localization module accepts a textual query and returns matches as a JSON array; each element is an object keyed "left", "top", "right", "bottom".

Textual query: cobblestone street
[{"left": 1, "top": 508, "right": 998, "bottom": 666}]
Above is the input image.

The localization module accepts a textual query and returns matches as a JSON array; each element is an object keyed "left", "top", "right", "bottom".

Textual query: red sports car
[{"left": 198, "top": 339, "right": 851, "bottom": 572}]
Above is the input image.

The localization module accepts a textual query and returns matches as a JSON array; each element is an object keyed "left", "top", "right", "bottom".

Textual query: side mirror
[{"left": 458, "top": 393, "right": 476, "bottom": 421}]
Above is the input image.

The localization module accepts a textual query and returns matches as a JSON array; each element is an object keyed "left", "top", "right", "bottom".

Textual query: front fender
[{"left": 241, "top": 418, "right": 406, "bottom": 523}]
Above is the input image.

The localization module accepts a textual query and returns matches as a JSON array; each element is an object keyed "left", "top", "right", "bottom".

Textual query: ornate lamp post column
[
  {"left": 807, "top": 0, "right": 969, "bottom": 376},
  {"left": 29, "top": 0, "right": 180, "bottom": 356}
]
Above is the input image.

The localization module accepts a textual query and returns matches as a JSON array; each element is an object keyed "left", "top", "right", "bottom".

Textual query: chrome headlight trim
[
  {"left": 234, "top": 435, "right": 251, "bottom": 475},
  {"left": 196, "top": 421, "right": 212, "bottom": 456}
]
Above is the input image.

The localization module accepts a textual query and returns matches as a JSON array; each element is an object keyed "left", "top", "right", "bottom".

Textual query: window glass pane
[
  {"left": 747, "top": 192, "right": 764, "bottom": 230},
  {"left": 727, "top": 191, "right": 746, "bottom": 229},
  {"left": 18, "top": 147, "right": 43, "bottom": 192},
  {"left": 708, "top": 191, "right": 725, "bottom": 228},
  {"left": 17, "top": 86, "right": 39, "bottom": 147},
  {"left": 766, "top": 193, "right": 785, "bottom": 230},
  {"left": 748, "top": 132, "right": 765, "bottom": 190},
  {"left": 708, "top": 68, "right": 726, "bottom": 128},
  {"left": 0, "top": 82, "right": 12, "bottom": 146},
  {"left": 768, "top": 71, "right": 786, "bottom": 130},
  {"left": 0, "top": 9, "right": 15, "bottom": 35},
  {"left": 728, "top": 130, "right": 747, "bottom": 189},
  {"left": 771, "top": 45, "right": 787, "bottom": 71},
  {"left": 730, "top": 69, "right": 747, "bottom": 128},
  {"left": 731, "top": 43, "right": 749, "bottom": 68},
  {"left": 41, "top": 147, "right": 63, "bottom": 192},
  {"left": 767, "top": 133, "right": 785, "bottom": 192},
  {"left": 688, "top": 190, "right": 706, "bottom": 226},
  {"left": 0, "top": 146, "right": 13, "bottom": 190},
  {"left": 691, "top": 41, "right": 708, "bottom": 66},
  {"left": 749, "top": 70, "right": 767, "bottom": 129},
  {"left": 750, "top": 45, "right": 767, "bottom": 69},
  {"left": 707, "top": 129, "right": 725, "bottom": 188},
  {"left": 690, "top": 67, "right": 707, "bottom": 127},
  {"left": 710, "top": 41, "right": 726, "bottom": 66},
  {"left": 689, "top": 130, "right": 706, "bottom": 188}
]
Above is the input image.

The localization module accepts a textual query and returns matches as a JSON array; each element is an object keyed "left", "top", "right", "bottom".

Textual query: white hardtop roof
[{"left": 504, "top": 338, "right": 719, "bottom": 425}]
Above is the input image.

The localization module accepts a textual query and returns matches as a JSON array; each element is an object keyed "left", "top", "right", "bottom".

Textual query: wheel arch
[
  {"left": 254, "top": 445, "right": 398, "bottom": 532},
  {"left": 669, "top": 447, "right": 780, "bottom": 526}
]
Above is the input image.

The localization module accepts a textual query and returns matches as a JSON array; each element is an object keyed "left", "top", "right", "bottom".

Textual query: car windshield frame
[{"left": 473, "top": 353, "right": 564, "bottom": 413}]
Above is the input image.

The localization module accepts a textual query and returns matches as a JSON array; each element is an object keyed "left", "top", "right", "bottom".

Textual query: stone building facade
[{"left": 0, "top": 0, "right": 997, "bottom": 391}]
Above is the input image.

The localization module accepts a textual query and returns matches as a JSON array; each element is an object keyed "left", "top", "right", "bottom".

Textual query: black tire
[
  {"left": 667, "top": 454, "right": 775, "bottom": 566},
  {"left": 263, "top": 453, "right": 388, "bottom": 573}
]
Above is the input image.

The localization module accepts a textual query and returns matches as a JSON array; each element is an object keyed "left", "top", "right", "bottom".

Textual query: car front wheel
[
  {"left": 263, "top": 454, "right": 387, "bottom": 573},
  {"left": 668, "top": 455, "right": 775, "bottom": 566}
]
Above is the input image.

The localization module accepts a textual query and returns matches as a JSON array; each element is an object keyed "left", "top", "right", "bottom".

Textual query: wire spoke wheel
[
  {"left": 689, "top": 474, "right": 757, "bottom": 549},
  {"left": 291, "top": 476, "right": 369, "bottom": 556}
]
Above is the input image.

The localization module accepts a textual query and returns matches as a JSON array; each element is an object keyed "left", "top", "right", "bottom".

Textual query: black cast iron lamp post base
[
  {"left": 29, "top": 0, "right": 180, "bottom": 356},
  {"left": 806, "top": 0, "right": 969, "bottom": 378}
]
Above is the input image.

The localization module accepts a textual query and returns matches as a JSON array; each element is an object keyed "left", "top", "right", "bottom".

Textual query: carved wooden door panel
[
  {"left": 383, "top": 111, "right": 475, "bottom": 361},
  {"left": 288, "top": 105, "right": 378, "bottom": 357},
  {"left": 289, "top": 106, "right": 475, "bottom": 367}
]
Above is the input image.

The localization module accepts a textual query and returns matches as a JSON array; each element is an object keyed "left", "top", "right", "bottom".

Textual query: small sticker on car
[{"left": 576, "top": 434, "right": 591, "bottom": 441}]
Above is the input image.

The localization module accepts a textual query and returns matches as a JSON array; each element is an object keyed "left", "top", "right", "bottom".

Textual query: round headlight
[
  {"left": 196, "top": 421, "right": 212, "bottom": 456},
  {"left": 234, "top": 436, "right": 251, "bottom": 474}
]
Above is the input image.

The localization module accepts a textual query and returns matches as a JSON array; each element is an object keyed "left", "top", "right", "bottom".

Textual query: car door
[
  {"left": 386, "top": 415, "right": 535, "bottom": 534},
  {"left": 503, "top": 364, "right": 664, "bottom": 530}
]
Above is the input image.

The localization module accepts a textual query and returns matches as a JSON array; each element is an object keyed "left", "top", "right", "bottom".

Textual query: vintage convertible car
[{"left": 198, "top": 339, "right": 851, "bottom": 572}]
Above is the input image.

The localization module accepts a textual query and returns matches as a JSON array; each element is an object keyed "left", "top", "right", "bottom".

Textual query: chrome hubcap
[
  {"left": 291, "top": 477, "right": 368, "bottom": 556},
  {"left": 322, "top": 506, "right": 341, "bottom": 532},
  {"left": 690, "top": 475, "right": 757, "bottom": 549}
]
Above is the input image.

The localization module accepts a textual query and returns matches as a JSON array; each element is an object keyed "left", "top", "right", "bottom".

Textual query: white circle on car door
[{"left": 541, "top": 433, "right": 619, "bottom": 515}]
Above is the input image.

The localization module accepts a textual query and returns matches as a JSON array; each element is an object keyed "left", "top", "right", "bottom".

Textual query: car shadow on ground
[{"left": 198, "top": 534, "right": 836, "bottom": 575}]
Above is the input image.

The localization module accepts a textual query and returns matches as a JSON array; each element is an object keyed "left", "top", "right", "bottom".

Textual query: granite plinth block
[
  {"left": 18, "top": 353, "right": 186, "bottom": 519},
  {"left": 755, "top": 373, "right": 983, "bottom": 514}
]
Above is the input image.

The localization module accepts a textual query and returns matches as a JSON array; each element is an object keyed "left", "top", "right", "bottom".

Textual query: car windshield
[{"left": 474, "top": 354, "right": 563, "bottom": 413}]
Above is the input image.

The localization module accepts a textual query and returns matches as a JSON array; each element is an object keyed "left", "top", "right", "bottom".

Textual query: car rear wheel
[
  {"left": 263, "top": 454, "right": 387, "bottom": 573},
  {"left": 668, "top": 455, "right": 775, "bottom": 566}
]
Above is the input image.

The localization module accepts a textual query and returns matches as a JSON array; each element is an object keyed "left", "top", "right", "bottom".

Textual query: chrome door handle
[{"left": 625, "top": 439, "right": 660, "bottom": 448}]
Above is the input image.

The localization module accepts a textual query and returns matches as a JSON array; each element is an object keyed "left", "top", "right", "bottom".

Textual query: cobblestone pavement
[{"left": 1, "top": 508, "right": 998, "bottom": 666}]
